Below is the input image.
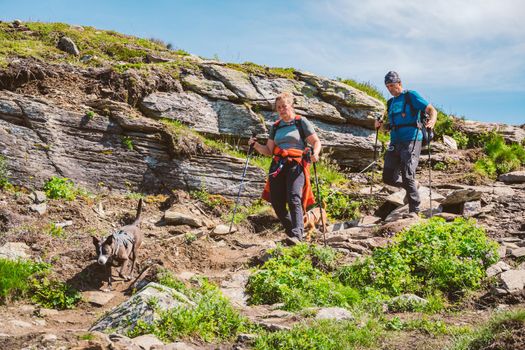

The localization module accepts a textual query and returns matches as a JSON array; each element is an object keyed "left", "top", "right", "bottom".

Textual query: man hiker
[{"left": 375, "top": 71, "right": 437, "bottom": 218}]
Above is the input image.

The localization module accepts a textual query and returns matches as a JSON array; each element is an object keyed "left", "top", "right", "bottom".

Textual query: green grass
[
  {"left": 338, "top": 78, "right": 387, "bottom": 103},
  {"left": 473, "top": 131, "right": 525, "bottom": 178},
  {"left": 121, "top": 135, "right": 134, "bottom": 150},
  {"left": 129, "top": 276, "right": 250, "bottom": 343},
  {"left": 0, "top": 258, "right": 49, "bottom": 303},
  {"left": 254, "top": 318, "right": 383, "bottom": 350},
  {"left": 226, "top": 62, "right": 296, "bottom": 79},
  {"left": 449, "top": 309, "right": 525, "bottom": 350},
  {"left": 385, "top": 316, "right": 470, "bottom": 337},
  {"left": 0, "top": 155, "right": 10, "bottom": 188},
  {"left": 46, "top": 223, "right": 65, "bottom": 238}
]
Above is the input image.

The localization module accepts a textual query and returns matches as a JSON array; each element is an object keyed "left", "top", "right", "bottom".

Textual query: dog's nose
[{"left": 97, "top": 256, "right": 108, "bottom": 265}]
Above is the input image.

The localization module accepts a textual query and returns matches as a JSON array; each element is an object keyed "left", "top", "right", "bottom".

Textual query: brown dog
[
  {"left": 92, "top": 199, "right": 143, "bottom": 289},
  {"left": 304, "top": 205, "right": 327, "bottom": 241}
]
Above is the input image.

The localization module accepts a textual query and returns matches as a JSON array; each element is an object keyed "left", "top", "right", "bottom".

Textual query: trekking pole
[
  {"left": 229, "top": 131, "right": 257, "bottom": 233},
  {"left": 427, "top": 127, "right": 433, "bottom": 218},
  {"left": 309, "top": 147, "right": 327, "bottom": 246},
  {"left": 369, "top": 118, "right": 381, "bottom": 194}
]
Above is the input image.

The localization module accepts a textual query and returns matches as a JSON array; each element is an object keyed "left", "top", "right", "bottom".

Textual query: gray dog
[{"left": 92, "top": 199, "right": 143, "bottom": 289}]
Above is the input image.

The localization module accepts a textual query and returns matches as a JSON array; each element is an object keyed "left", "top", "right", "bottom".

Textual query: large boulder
[
  {"left": 499, "top": 171, "right": 525, "bottom": 184},
  {"left": 90, "top": 282, "right": 194, "bottom": 334},
  {"left": 458, "top": 119, "right": 525, "bottom": 144}
]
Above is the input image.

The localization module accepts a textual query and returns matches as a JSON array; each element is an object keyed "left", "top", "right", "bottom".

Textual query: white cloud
[{"left": 296, "top": 0, "right": 525, "bottom": 91}]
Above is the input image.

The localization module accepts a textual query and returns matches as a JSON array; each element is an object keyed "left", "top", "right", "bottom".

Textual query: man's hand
[
  {"left": 311, "top": 152, "right": 319, "bottom": 163},
  {"left": 248, "top": 136, "right": 258, "bottom": 147},
  {"left": 425, "top": 104, "right": 438, "bottom": 129},
  {"left": 375, "top": 119, "right": 383, "bottom": 130}
]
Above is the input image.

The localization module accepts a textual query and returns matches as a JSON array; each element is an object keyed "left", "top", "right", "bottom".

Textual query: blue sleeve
[{"left": 408, "top": 90, "right": 429, "bottom": 111}]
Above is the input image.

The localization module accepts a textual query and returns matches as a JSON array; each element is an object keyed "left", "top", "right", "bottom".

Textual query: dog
[
  {"left": 304, "top": 204, "right": 327, "bottom": 241},
  {"left": 92, "top": 198, "right": 143, "bottom": 289}
]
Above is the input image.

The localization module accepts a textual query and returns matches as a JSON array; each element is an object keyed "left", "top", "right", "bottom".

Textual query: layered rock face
[
  {"left": 140, "top": 62, "right": 385, "bottom": 169},
  {"left": 0, "top": 58, "right": 385, "bottom": 196}
]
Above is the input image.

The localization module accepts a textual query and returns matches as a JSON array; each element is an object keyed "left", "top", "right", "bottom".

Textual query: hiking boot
[
  {"left": 402, "top": 212, "right": 419, "bottom": 219},
  {"left": 282, "top": 236, "right": 302, "bottom": 246}
]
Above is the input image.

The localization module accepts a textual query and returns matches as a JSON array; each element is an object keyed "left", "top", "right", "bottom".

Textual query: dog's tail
[{"left": 133, "top": 198, "right": 144, "bottom": 225}]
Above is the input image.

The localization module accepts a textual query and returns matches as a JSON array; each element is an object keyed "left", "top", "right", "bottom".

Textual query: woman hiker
[{"left": 248, "top": 92, "right": 322, "bottom": 244}]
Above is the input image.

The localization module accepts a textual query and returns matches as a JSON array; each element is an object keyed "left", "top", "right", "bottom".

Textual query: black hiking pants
[
  {"left": 269, "top": 160, "right": 305, "bottom": 240},
  {"left": 383, "top": 140, "right": 422, "bottom": 213}
]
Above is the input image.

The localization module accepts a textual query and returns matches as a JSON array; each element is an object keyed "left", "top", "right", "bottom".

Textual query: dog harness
[{"left": 112, "top": 230, "right": 134, "bottom": 256}]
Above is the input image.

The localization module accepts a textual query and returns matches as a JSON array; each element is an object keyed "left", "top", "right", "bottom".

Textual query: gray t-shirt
[{"left": 268, "top": 117, "right": 316, "bottom": 150}]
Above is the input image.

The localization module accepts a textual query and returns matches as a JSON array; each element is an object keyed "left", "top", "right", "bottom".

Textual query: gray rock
[
  {"left": 441, "top": 188, "right": 482, "bottom": 205},
  {"left": 212, "top": 224, "right": 236, "bottom": 235},
  {"left": 57, "top": 36, "right": 80, "bottom": 56},
  {"left": 499, "top": 171, "right": 525, "bottom": 184},
  {"left": 315, "top": 307, "right": 353, "bottom": 321},
  {"left": 511, "top": 247, "right": 525, "bottom": 259},
  {"left": 386, "top": 186, "right": 444, "bottom": 207},
  {"left": 8, "top": 320, "right": 32, "bottom": 328},
  {"left": 388, "top": 294, "right": 428, "bottom": 311},
  {"left": 29, "top": 203, "right": 47, "bottom": 215},
  {"left": 0, "top": 242, "right": 30, "bottom": 260},
  {"left": 30, "top": 190, "right": 47, "bottom": 204},
  {"left": 164, "top": 211, "right": 202, "bottom": 227},
  {"left": 41, "top": 334, "right": 58, "bottom": 344},
  {"left": 202, "top": 64, "right": 262, "bottom": 100},
  {"left": 357, "top": 215, "right": 382, "bottom": 226},
  {"left": 109, "top": 334, "right": 142, "bottom": 350},
  {"left": 463, "top": 200, "right": 482, "bottom": 217},
  {"left": 459, "top": 119, "right": 525, "bottom": 144},
  {"left": 83, "top": 291, "right": 115, "bottom": 306},
  {"left": 140, "top": 91, "right": 219, "bottom": 134},
  {"left": 157, "top": 343, "right": 197, "bottom": 350},
  {"left": 499, "top": 270, "right": 525, "bottom": 293},
  {"left": 385, "top": 200, "right": 442, "bottom": 222},
  {"left": 38, "top": 308, "right": 59, "bottom": 317},
  {"left": 12, "top": 19, "right": 22, "bottom": 27},
  {"left": 442, "top": 135, "right": 458, "bottom": 150},
  {"left": 181, "top": 75, "right": 237, "bottom": 101},
  {"left": 486, "top": 261, "right": 512, "bottom": 277},
  {"left": 131, "top": 334, "right": 164, "bottom": 349},
  {"left": 90, "top": 282, "right": 195, "bottom": 334}
]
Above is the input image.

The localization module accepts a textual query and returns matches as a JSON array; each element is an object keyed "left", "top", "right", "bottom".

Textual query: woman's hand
[{"left": 311, "top": 152, "right": 320, "bottom": 163}]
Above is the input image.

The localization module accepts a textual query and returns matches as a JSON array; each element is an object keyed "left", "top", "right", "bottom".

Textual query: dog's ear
[{"left": 92, "top": 236, "right": 100, "bottom": 246}]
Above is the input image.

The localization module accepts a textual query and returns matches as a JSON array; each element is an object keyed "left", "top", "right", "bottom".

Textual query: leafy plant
[
  {"left": 31, "top": 278, "right": 82, "bottom": 310},
  {"left": 474, "top": 132, "right": 525, "bottom": 177},
  {"left": 85, "top": 110, "right": 95, "bottom": 120},
  {"left": 43, "top": 177, "right": 78, "bottom": 200},
  {"left": 0, "top": 258, "right": 49, "bottom": 303},
  {"left": 129, "top": 278, "right": 249, "bottom": 342},
  {"left": 46, "top": 223, "right": 65, "bottom": 238},
  {"left": 121, "top": 135, "right": 134, "bottom": 151},
  {"left": 246, "top": 244, "right": 361, "bottom": 311},
  {"left": 0, "top": 155, "right": 10, "bottom": 188},
  {"left": 337, "top": 217, "right": 499, "bottom": 298},
  {"left": 255, "top": 319, "right": 383, "bottom": 350}
]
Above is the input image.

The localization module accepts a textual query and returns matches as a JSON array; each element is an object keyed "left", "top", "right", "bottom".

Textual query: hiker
[
  {"left": 375, "top": 71, "right": 437, "bottom": 217},
  {"left": 249, "top": 92, "right": 322, "bottom": 242}
]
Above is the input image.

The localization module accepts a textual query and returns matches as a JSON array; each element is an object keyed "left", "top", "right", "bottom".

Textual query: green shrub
[
  {"left": 43, "top": 177, "right": 78, "bottom": 200},
  {"left": 85, "top": 110, "right": 95, "bottom": 120},
  {"left": 31, "top": 278, "right": 82, "bottom": 310},
  {"left": 246, "top": 244, "right": 361, "bottom": 311},
  {"left": 474, "top": 132, "right": 525, "bottom": 177},
  {"left": 337, "top": 218, "right": 499, "bottom": 298},
  {"left": 0, "top": 258, "right": 49, "bottom": 303},
  {"left": 254, "top": 319, "right": 383, "bottom": 350},
  {"left": 129, "top": 278, "right": 249, "bottom": 342},
  {"left": 318, "top": 184, "right": 360, "bottom": 221},
  {"left": 434, "top": 161, "right": 447, "bottom": 171}
]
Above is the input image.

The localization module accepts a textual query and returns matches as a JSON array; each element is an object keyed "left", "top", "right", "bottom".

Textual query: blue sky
[{"left": 1, "top": 0, "right": 524, "bottom": 125}]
